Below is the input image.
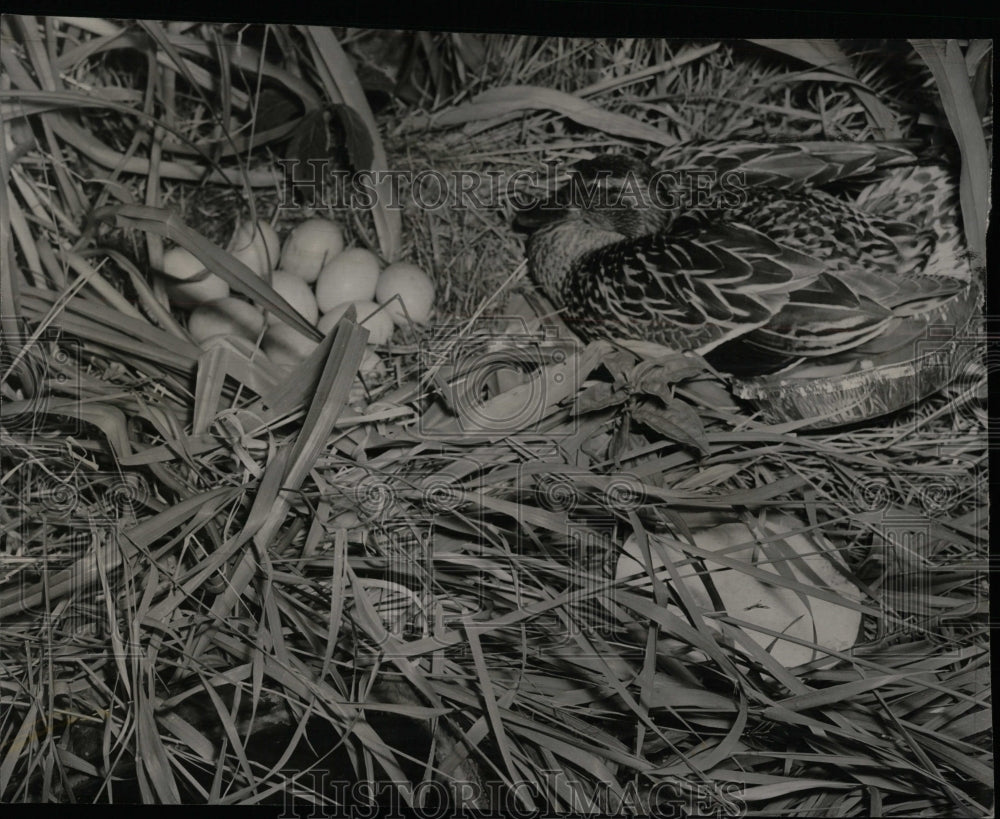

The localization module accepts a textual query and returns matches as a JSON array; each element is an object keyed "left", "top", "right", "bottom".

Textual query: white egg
[
  {"left": 188, "top": 297, "right": 265, "bottom": 344},
  {"left": 315, "top": 248, "right": 381, "bottom": 313},
  {"left": 280, "top": 217, "right": 345, "bottom": 283},
  {"left": 161, "top": 246, "right": 230, "bottom": 307},
  {"left": 229, "top": 219, "right": 280, "bottom": 277},
  {"left": 266, "top": 270, "right": 319, "bottom": 326},
  {"left": 263, "top": 322, "right": 320, "bottom": 366},
  {"left": 375, "top": 262, "right": 435, "bottom": 325},
  {"left": 318, "top": 300, "right": 394, "bottom": 344}
]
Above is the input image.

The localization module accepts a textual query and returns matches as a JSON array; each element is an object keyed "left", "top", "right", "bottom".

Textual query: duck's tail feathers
[{"left": 657, "top": 139, "right": 929, "bottom": 191}]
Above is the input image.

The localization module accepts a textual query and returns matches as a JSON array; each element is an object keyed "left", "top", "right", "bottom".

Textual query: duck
[{"left": 514, "top": 142, "right": 970, "bottom": 376}]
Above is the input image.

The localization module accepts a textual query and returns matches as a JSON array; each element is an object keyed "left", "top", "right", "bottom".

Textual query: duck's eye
[
  {"left": 569, "top": 172, "right": 650, "bottom": 211},
  {"left": 617, "top": 186, "right": 645, "bottom": 209}
]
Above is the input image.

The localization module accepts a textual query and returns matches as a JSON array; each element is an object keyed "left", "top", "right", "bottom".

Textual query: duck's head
[{"left": 514, "top": 155, "right": 669, "bottom": 239}]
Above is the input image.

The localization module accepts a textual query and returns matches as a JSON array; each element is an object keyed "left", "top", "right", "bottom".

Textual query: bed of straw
[{"left": 0, "top": 22, "right": 992, "bottom": 815}]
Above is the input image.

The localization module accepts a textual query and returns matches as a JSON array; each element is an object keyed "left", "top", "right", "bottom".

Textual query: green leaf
[
  {"left": 631, "top": 354, "right": 707, "bottom": 398},
  {"left": 608, "top": 412, "right": 632, "bottom": 464},
  {"left": 573, "top": 381, "right": 629, "bottom": 415},
  {"left": 631, "top": 399, "right": 710, "bottom": 456},
  {"left": 255, "top": 87, "right": 300, "bottom": 132},
  {"left": 330, "top": 102, "right": 375, "bottom": 171},
  {"left": 286, "top": 108, "right": 329, "bottom": 166},
  {"left": 600, "top": 349, "right": 638, "bottom": 382}
]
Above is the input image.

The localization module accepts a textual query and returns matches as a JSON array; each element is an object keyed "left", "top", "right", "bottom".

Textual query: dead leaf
[{"left": 600, "top": 349, "right": 638, "bottom": 382}]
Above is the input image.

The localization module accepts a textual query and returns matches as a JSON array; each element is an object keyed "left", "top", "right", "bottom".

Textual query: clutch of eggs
[{"left": 161, "top": 216, "right": 435, "bottom": 377}]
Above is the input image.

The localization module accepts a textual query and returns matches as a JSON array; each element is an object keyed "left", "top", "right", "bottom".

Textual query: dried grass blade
[
  {"left": 747, "top": 39, "right": 900, "bottom": 137},
  {"left": 192, "top": 322, "right": 366, "bottom": 656},
  {"left": 414, "top": 85, "right": 677, "bottom": 147},
  {"left": 741, "top": 778, "right": 854, "bottom": 801},
  {"left": 0, "top": 702, "right": 39, "bottom": 796},
  {"left": 676, "top": 535, "right": 879, "bottom": 617},
  {"left": 9, "top": 16, "right": 86, "bottom": 212},
  {"left": 911, "top": 39, "right": 990, "bottom": 260},
  {"left": 0, "top": 153, "right": 24, "bottom": 348},
  {"left": 156, "top": 712, "right": 216, "bottom": 764},
  {"left": 124, "top": 486, "right": 236, "bottom": 550},
  {"left": 252, "top": 318, "right": 368, "bottom": 549},
  {"left": 301, "top": 26, "right": 401, "bottom": 260},
  {"left": 20, "top": 286, "right": 202, "bottom": 360},
  {"left": 20, "top": 311, "right": 197, "bottom": 372},
  {"left": 514, "top": 721, "right": 647, "bottom": 782},
  {"left": 135, "top": 689, "right": 182, "bottom": 803},
  {"left": 189, "top": 446, "right": 293, "bottom": 655},
  {"left": 162, "top": 28, "right": 320, "bottom": 110},
  {"left": 776, "top": 674, "right": 910, "bottom": 712},
  {"left": 0, "top": 397, "right": 134, "bottom": 462},
  {"left": 255, "top": 328, "right": 339, "bottom": 416},
  {"left": 615, "top": 590, "right": 730, "bottom": 666},
  {"left": 192, "top": 344, "right": 279, "bottom": 435},
  {"left": 267, "top": 650, "right": 415, "bottom": 801},
  {"left": 579, "top": 43, "right": 720, "bottom": 97},
  {"left": 462, "top": 620, "right": 532, "bottom": 809},
  {"left": 45, "top": 115, "right": 279, "bottom": 186},
  {"left": 6, "top": 190, "right": 45, "bottom": 289},
  {"left": 196, "top": 676, "right": 257, "bottom": 791}
]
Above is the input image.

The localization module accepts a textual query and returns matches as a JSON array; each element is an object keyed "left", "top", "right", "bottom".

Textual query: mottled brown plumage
[{"left": 516, "top": 143, "right": 968, "bottom": 374}]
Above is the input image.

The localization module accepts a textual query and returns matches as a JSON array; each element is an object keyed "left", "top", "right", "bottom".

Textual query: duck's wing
[
  {"left": 736, "top": 266, "right": 965, "bottom": 360},
  {"left": 736, "top": 273, "right": 897, "bottom": 358},
  {"left": 564, "top": 222, "right": 825, "bottom": 352}
]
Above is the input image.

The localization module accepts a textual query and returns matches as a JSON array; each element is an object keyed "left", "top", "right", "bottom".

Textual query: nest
[{"left": 0, "top": 22, "right": 992, "bottom": 814}]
